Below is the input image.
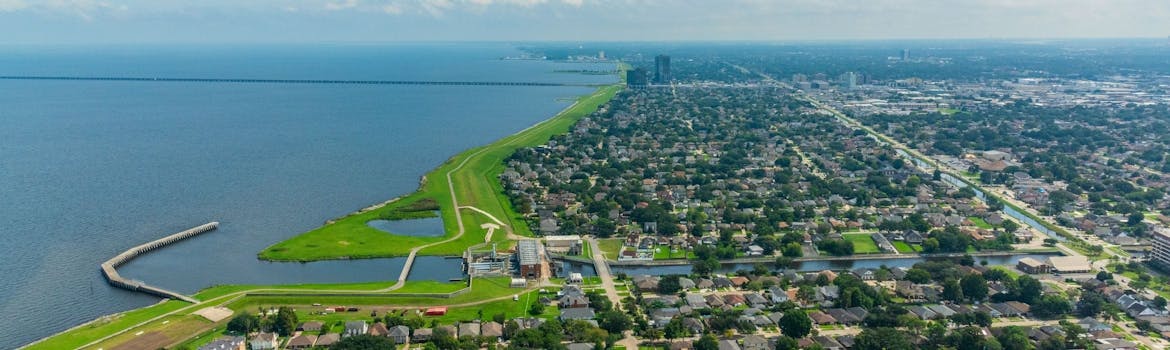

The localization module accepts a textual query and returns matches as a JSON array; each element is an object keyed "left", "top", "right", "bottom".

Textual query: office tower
[
  {"left": 654, "top": 55, "right": 671, "bottom": 84},
  {"left": 626, "top": 68, "right": 649, "bottom": 88}
]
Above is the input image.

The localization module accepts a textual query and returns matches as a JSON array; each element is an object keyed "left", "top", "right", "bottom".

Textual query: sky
[{"left": 1, "top": 0, "right": 1168, "bottom": 44}]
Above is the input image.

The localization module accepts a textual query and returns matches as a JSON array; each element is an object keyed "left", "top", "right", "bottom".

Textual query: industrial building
[{"left": 516, "top": 239, "right": 547, "bottom": 279}]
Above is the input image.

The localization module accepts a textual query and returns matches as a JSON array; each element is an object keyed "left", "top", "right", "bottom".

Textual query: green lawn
[
  {"left": 652, "top": 246, "right": 694, "bottom": 260},
  {"left": 892, "top": 241, "right": 922, "bottom": 254},
  {"left": 968, "top": 217, "right": 994, "bottom": 229},
  {"left": 193, "top": 280, "right": 400, "bottom": 300},
  {"left": 282, "top": 289, "right": 556, "bottom": 331},
  {"left": 223, "top": 277, "right": 519, "bottom": 308},
  {"left": 580, "top": 240, "right": 593, "bottom": 257},
  {"left": 24, "top": 300, "right": 189, "bottom": 350},
  {"left": 843, "top": 233, "right": 881, "bottom": 254},
  {"left": 259, "top": 83, "right": 622, "bottom": 261},
  {"left": 597, "top": 238, "right": 623, "bottom": 260}
]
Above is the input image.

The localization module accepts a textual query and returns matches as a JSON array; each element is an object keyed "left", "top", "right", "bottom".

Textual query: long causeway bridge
[
  {"left": 100, "top": 222, "right": 219, "bottom": 303},
  {"left": 0, "top": 75, "right": 606, "bottom": 87}
]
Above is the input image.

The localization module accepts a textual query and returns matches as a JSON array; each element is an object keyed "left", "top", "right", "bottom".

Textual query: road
[
  {"left": 723, "top": 62, "right": 1164, "bottom": 349},
  {"left": 588, "top": 237, "right": 640, "bottom": 350}
]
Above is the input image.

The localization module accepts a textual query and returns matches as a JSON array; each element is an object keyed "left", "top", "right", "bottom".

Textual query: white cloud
[
  {"left": 420, "top": 0, "right": 453, "bottom": 17},
  {"left": 382, "top": 3, "right": 402, "bottom": 15},
  {"left": 324, "top": 0, "right": 358, "bottom": 11},
  {"left": 0, "top": 0, "right": 28, "bottom": 12},
  {"left": 561, "top": 0, "right": 583, "bottom": 7}
]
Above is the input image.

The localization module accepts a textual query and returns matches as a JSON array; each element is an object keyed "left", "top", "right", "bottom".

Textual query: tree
[
  {"left": 779, "top": 310, "right": 813, "bottom": 338},
  {"left": 273, "top": 307, "right": 298, "bottom": 337},
  {"left": 528, "top": 301, "right": 546, "bottom": 316},
  {"left": 597, "top": 310, "right": 632, "bottom": 334},
  {"left": 1095, "top": 271, "right": 1113, "bottom": 281},
  {"left": 1002, "top": 220, "right": 1020, "bottom": 233},
  {"left": 333, "top": 334, "right": 397, "bottom": 350},
  {"left": 942, "top": 278, "right": 964, "bottom": 302},
  {"left": 1016, "top": 275, "right": 1043, "bottom": 303},
  {"left": 960, "top": 274, "right": 989, "bottom": 301},
  {"left": 693, "top": 258, "right": 719, "bottom": 276},
  {"left": 1032, "top": 295, "right": 1072, "bottom": 318},
  {"left": 782, "top": 242, "right": 803, "bottom": 257},
  {"left": 433, "top": 328, "right": 459, "bottom": 350},
  {"left": 659, "top": 275, "right": 682, "bottom": 294},
  {"left": 773, "top": 336, "right": 800, "bottom": 350},
  {"left": 854, "top": 327, "right": 912, "bottom": 350},
  {"left": 1077, "top": 290, "right": 1107, "bottom": 317},
  {"left": 906, "top": 268, "right": 932, "bottom": 284},
  {"left": 226, "top": 313, "right": 260, "bottom": 334},
  {"left": 997, "top": 326, "right": 1034, "bottom": 350},
  {"left": 663, "top": 318, "right": 688, "bottom": 341},
  {"left": 694, "top": 335, "right": 719, "bottom": 350}
]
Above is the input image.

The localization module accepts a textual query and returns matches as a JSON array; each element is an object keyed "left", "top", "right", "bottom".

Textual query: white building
[{"left": 1151, "top": 228, "right": 1170, "bottom": 268}]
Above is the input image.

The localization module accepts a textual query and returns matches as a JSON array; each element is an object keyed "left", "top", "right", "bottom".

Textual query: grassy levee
[
  {"left": 23, "top": 300, "right": 188, "bottom": 350},
  {"left": 31, "top": 277, "right": 508, "bottom": 350},
  {"left": 259, "top": 83, "right": 621, "bottom": 261}
]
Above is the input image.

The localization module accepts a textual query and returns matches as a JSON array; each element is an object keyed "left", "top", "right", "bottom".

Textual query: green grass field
[
  {"left": 653, "top": 246, "right": 695, "bottom": 260},
  {"left": 843, "top": 233, "right": 881, "bottom": 254},
  {"left": 580, "top": 239, "right": 593, "bottom": 257},
  {"left": 597, "top": 238, "right": 623, "bottom": 260},
  {"left": 23, "top": 300, "right": 189, "bottom": 350},
  {"left": 259, "top": 83, "right": 622, "bottom": 261},
  {"left": 968, "top": 216, "right": 994, "bottom": 229},
  {"left": 892, "top": 241, "right": 922, "bottom": 254}
]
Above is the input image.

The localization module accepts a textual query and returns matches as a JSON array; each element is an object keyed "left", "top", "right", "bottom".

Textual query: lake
[
  {"left": 367, "top": 216, "right": 446, "bottom": 237},
  {"left": 0, "top": 43, "right": 615, "bottom": 349}
]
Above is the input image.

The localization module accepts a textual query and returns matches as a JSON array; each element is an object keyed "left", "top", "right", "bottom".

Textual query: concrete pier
[{"left": 100, "top": 222, "right": 219, "bottom": 303}]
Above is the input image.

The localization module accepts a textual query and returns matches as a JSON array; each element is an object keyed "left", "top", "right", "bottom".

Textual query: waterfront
[{"left": 0, "top": 44, "right": 615, "bottom": 349}]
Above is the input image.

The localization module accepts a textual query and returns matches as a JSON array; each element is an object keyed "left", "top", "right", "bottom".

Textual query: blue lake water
[
  {"left": 367, "top": 216, "right": 446, "bottom": 237},
  {"left": 0, "top": 43, "right": 615, "bottom": 348}
]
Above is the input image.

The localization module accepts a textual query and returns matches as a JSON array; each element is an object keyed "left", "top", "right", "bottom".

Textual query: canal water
[
  {"left": 602, "top": 254, "right": 1061, "bottom": 276},
  {"left": 895, "top": 150, "right": 1065, "bottom": 241}
]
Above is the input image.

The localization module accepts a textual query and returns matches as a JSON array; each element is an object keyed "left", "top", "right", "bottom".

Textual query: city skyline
[{"left": 1, "top": 0, "right": 1169, "bottom": 44}]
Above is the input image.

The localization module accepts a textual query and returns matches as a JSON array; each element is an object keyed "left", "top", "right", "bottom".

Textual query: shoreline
[
  {"left": 257, "top": 82, "right": 623, "bottom": 262},
  {"left": 25, "top": 73, "right": 625, "bottom": 349}
]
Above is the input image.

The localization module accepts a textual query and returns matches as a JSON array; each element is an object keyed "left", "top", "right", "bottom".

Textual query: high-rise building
[
  {"left": 840, "top": 72, "right": 858, "bottom": 89},
  {"left": 654, "top": 55, "right": 671, "bottom": 84},
  {"left": 598, "top": 51, "right": 605, "bottom": 60},
  {"left": 626, "top": 68, "right": 649, "bottom": 88},
  {"left": 1152, "top": 228, "right": 1170, "bottom": 268},
  {"left": 901, "top": 49, "right": 910, "bottom": 61}
]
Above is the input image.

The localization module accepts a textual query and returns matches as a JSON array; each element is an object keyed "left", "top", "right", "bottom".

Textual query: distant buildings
[
  {"left": 901, "top": 48, "right": 910, "bottom": 61},
  {"left": 654, "top": 54, "right": 671, "bottom": 84},
  {"left": 627, "top": 68, "right": 649, "bottom": 88}
]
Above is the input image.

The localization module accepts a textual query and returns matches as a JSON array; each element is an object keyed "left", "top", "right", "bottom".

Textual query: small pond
[{"left": 367, "top": 215, "right": 446, "bottom": 237}]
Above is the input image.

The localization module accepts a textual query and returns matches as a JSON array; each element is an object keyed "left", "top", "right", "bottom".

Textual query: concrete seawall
[{"left": 100, "top": 222, "right": 219, "bottom": 303}]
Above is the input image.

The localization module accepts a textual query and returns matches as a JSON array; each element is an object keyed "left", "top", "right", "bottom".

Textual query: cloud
[
  {"left": 0, "top": 0, "right": 27, "bottom": 12},
  {"left": 381, "top": 3, "right": 402, "bottom": 15},
  {"left": 420, "top": 0, "right": 453, "bottom": 17},
  {"left": 561, "top": 0, "right": 583, "bottom": 6},
  {"left": 324, "top": 0, "right": 358, "bottom": 11}
]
